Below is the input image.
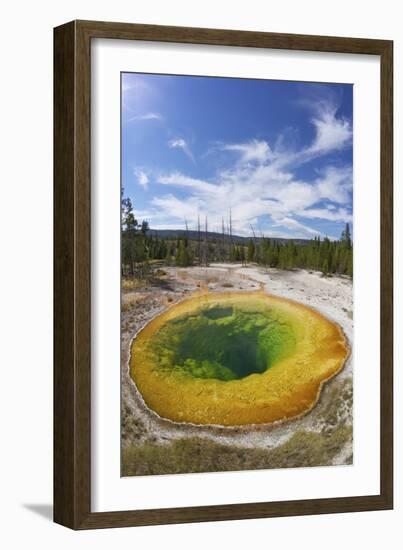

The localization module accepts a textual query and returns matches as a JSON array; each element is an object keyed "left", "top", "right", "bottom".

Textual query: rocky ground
[{"left": 121, "top": 264, "right": 353, "bottom": 475}]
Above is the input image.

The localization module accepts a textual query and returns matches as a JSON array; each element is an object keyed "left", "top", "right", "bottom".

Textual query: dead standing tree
[
  {"left": 197, "top": 214, "right": 202, "bottom": 266},
  {"left": 221, "top": 216, "right": 226, "bottom": 262},
  {"left": 250, "top": 223, "right": 259, "bottom": 263},
  {"left": 204, "top": 215, "right": 209, "bottom": 267},
  {"left": 229, "top": 208, "right": 233, "bottom": 261}
]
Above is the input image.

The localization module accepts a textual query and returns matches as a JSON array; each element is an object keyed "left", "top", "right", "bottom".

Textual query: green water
[{"left": 150, "top": 305, "right": 296, "bottom": 381}]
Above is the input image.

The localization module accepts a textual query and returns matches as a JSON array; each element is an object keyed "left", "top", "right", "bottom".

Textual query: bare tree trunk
[
  {"left": 250, "top": 223, "right": 258, "bottom": 263},
  {"left": 197, "top": 214, "right": 201, "bottom": 266},
  {"left": 229, "top": 208, "right": 233, "bottom": 261},
  {"left": 204, "top": 215, "right": 208, "bottom": 267},
  {"left": 221, "top": 217, "right": 225, "bottom": 262}
]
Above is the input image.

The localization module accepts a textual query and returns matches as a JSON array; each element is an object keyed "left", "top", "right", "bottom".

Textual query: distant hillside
[{"left": 148, "top": 228, "right": 311, "bottom": 245}]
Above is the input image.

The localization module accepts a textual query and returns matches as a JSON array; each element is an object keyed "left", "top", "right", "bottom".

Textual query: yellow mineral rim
[{"left": 129, "top": 292, "right": 349, "bottom": 426}]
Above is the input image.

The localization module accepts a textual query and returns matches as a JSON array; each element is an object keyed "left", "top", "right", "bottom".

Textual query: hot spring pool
[{"left": 129, "top": 292, "right": 349, "bottom": 426}]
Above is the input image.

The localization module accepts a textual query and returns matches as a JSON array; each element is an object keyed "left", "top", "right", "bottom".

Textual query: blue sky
[{"left": 122, "top": 73, "right": 353, "bottom": 240}]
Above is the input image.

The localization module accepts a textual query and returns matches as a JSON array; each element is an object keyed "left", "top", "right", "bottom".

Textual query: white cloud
[
  {"left": 127, "top": 112, "right": 162, "bottom": 123},
  {"left": 168, "top": 138, "right": 195, "bottom": 163},
  {"left": 121, "top": 76, "right": 158, "bottom": 115},
  {"left": 158, "top": 172, "right": 217, "bottom": 193},
  {"left": 130, "top": 94, "right": 352, "bottom": 238},
  {"left": 144, "top": 156, "right": 352, "bottom": 237},
  {"left": 151, "top": 194, "right": 202, "bottom": 222},
  {"left": 316, "top": 165, "right": 352, "bottom": 204},
  {"left": 147, "top": 222, "right": 194, "bottom": 232},
  {"left": 134, "top": 169, "right": 149, "bottom": 190},
  {"left": 218, "top": 99, "right": 351, "bottom": 173},
  {"left": 122, "top": 77, "right": 148, "bottom": 94},
  {"left": 222, "top": 139, "right": 272, "bottom": 164},
  {"left": 272, "top": 216, "right": 321, "bottom": 236},
  {"left": 306, "top": 100, "right": 352, "bottom": 155},
  {"left": 301, "top": 207, "right": 352, "bottom": 223}
]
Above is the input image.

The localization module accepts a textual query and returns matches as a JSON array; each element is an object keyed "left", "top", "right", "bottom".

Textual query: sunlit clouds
[
  {"left": 168, "top": 138, "right": 195, "bottom": 163},
  {"left": 122, "top": 73, "right": 353, "bottom": 240}
]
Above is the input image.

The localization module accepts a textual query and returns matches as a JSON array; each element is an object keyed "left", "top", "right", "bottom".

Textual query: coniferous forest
[{"left": 121, "top": 193, "right": 353, "bottom": 279}]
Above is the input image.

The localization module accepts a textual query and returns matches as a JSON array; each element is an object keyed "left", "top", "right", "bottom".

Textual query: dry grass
[
  {"left": 121, "top": 403, "right": 147, "bottom": 444},
  {"left": 122, "top": 269, "right": 168, "bottom": 292},
  {"left": 177, "top": 270, "right": 190, "bottom": 280},
  {"left": 318, "top": 377, "right": 353, "bottom": 430},
  {"left": 122, "top": 278, "right": 149, "bottom": 291},
  {"left": 206, "top": 276, "right": 220, "bottom": 284},
  {"left": 121, "top": 293, "right": 145, "bottom": 312},
  {"left": 121, "top": 425, "right": 352, "bottom": 476}
]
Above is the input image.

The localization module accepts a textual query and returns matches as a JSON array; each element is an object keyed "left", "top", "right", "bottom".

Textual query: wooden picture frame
[{"left": 54, "top": 20, "right": 393, "bottom": 529}]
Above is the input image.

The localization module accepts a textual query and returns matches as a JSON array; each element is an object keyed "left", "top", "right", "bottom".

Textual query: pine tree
[
  {"left": 175, "top": 240, "right": 186, "bottom": 266},
  {"left": 247, "top": 240, "right": 255, "bottom": 263},
  {"left": 341, "top": 223, "right": 352, "bottom": 248},
  {"left": 121, "top": 195, "right": 138, "bottom": 275},
  {"left": 165, "top": 243, "right": 172, "bottom": 265},
  {"left": 240, "top": 246, "right": 246, "bottom": 266},
  {"left": 175, "top": 239, "right": 193, "bottom": 267},
  {"left": 346, "top": 249, "right": 353, "bottom": 277},
  {"left": 140, "top": 220, "right": 149, "bottom": 235}
]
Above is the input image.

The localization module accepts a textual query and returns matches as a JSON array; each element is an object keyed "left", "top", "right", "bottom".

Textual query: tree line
[{"left": 121, "top": 193, "right": 353, "bottom": 277}]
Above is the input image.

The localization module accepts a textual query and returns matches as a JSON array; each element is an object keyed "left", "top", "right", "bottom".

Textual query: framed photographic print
[{"left": 54, "top": 20, "right": 393, "bottom": 529}]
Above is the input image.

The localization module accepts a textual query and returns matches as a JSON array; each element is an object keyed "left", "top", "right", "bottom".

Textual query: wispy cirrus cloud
[
  {"left": 125, "top": 87, "right": 352, "bottom": 240},
  {"left": 220, "top": 98, "right": 352, "bottom": 172},
  {"left": 134, "top": 169, "right": 150, "bottom": 190},
  {"left": 168, "top": 138, "right": 195, "bottom": 163},
  {"left": 273, "top": 216, "right": 321, "bottom": 236},
  {"left": 315, "top": 165, "right": 352, "bottom": 204},
  {"left": 126, "top": 112, "right": 163, "bottom": 123},
  {"left": 158, "top": 172, "right": 217, "bottom": 193},
  {"left": 301, "top": 207, "right": 352, "bottom": 223},
  {"left": 307, "top": 100, "right": 352, "bottom": 155},
  {"left": 222, "top": 139, "right": 273, "bottom": 164},
  {"left": 121, "top": 74, "right": 164, "bottom": 126},
  {"left": 122, "top": 75, "right": 156, "bottom": 112},
  {"left": 147, "top": 155, "right": 351, "bottom": 239}
]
